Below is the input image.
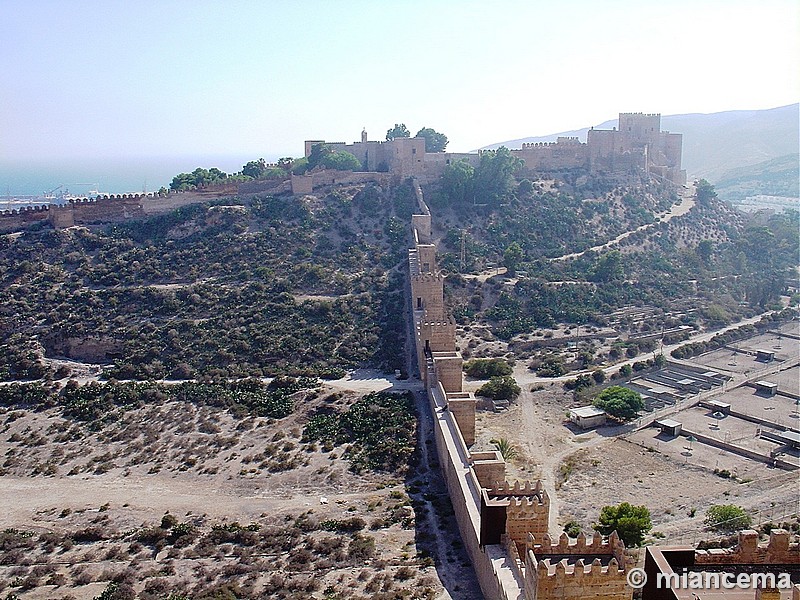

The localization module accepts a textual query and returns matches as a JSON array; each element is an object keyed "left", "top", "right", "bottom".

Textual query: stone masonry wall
[{"left": 695, "top": 530, "right": 799, "bottom": 566}]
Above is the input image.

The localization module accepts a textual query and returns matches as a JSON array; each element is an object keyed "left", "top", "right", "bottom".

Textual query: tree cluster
[
  {"left": 476, "top": 375, "right": 521, "bottom": 401},
  {"left": 0, "top": 377, "right": 318, "bottom": 428},
  {"left": 170, "top": 167, "right": 232, "bottom": 191},
  {"left": 302, "top": 391, "right": 416, "bottom": 474},
  {"left": 594, "top": 502, "right": 652, "bottom": 547},
  {"left": 385, "top": 124, "right": 448, "bottom": 152},
  {"left": 463, "top": 358, "right": 513, "bottom": 379},
  {"left": 303, "top": 143, "right": 362, "bottom": 172},
  {"left": 439, "top": 147, "right": 522, "bottom": 206},
  {"left": 441, "top": 178, "right": 797, "bottom": 346}
]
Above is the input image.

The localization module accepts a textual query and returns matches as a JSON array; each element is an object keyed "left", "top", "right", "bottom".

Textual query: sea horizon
[{"left": 0, "top": 153, "right": 283, "bottom": 207}]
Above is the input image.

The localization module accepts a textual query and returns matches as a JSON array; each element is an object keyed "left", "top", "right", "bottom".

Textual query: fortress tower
[
  {"left": 587, "top": 113, "right": 685, "bottom": 185},
  {"left": 525, "top": 532, "right": 631, "bottom": 600}
]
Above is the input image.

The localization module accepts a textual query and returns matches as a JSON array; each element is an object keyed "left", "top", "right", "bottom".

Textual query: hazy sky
[{"left": 1, "top": 0, "right": 797, "bottom": 161}]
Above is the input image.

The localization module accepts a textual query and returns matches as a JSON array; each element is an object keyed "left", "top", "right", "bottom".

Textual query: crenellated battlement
[
  {"left": 0, "top": 193, "right": 149, "bottom": 232},
  {"left": 534, "top": 555, "right": 624, "bottom": 577},
  {"left": 490, "top": 480, "right": 547, "bottom": 498},
  {"left": 0, "top": 204, "right": 50, "bottom": 217},
  {"left": 695, "top": 529, "right": 799, "bottom": 566},
  {"left": 528, "top": 531, "right": 622, "bottom": 554},
  {"left": 521, "top": 137, "right": 584, "bottom": 150},
  {"left": 418, "top": 318, "right": 452, "bottom": 326},
  {"left": 619, "top": 112, "right": 661, "bottom": 118},
  {"left": 524, "top": 530, "right": 631, "bottom": 600},
  {"left": 410, "top": 272, "right": 444, "bottom": 283},
  {"left": 506, "top": 497, "right": 550, "bottom": 517}
]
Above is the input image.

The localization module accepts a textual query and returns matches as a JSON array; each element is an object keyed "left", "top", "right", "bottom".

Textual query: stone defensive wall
[
  {"left": 512, "top": 137, "right": 589, "bottom": 172},
  {"left": 0, "top": 178, "right": 281, "bottom": 234},
  {"left": 695, "top": 529, "right": 799, "bottom": 566},
  {"left": 406, "top": 178, "right": 633, "bottom": 599},
  {"left": 523, "top": 532, "right": 631, "bottom": 600},
  {"left": 0, "top": 195, "right": 146, "bottom": 232},
  {"left": 643, "top": 530, "right": 800, "bottom": 600},
  {"left": 289, "top": 171, "right": 390, "bottom": 195},
  {"left": 0, "top": 182, "right": 250, "bottom": 233},
  {"left": 0, "top": 169, "right": 393, "bottom": 234}
]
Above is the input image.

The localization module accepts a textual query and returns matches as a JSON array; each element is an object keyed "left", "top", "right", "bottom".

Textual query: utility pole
[{"left": 460, "top": 229, "right": 466, "bottom": 273}]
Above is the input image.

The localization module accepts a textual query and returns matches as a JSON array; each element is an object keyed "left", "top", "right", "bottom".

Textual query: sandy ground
[
  {"left": 0, "top": 475, "right": 378, "bottom": 532},
  {"left": 0, "top": 378, "right": 470, "bottom": 600}
]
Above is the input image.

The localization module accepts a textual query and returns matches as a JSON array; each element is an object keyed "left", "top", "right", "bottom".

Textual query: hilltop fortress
[
  {"left": 0, "top": 111, "right": 684, "bottom": 233},
  {"left": 307, "top": 112, "right": 686, "bottom": 187}
]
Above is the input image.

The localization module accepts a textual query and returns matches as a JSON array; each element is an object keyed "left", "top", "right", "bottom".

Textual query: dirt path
[
  {"left": 0, "top": 474, "right": 380, "bottom": 531},
  {"left": 499, "top": 387, "right": 629, "bottom": 536},
  {"left": 551, "top": 184, "right": 696, "bottom": 262}
]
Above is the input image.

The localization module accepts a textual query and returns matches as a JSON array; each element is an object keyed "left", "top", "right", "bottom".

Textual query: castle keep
[{"left": 407, "top": 180, "right": 634, "bottom": 600}]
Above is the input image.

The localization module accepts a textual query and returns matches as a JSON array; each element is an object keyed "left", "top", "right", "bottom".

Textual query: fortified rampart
[
  {"left": 587, "top": 113, "right": 684, "bottom": 184},
  {"left": 513, "top": 137, "right": 588, "bottom": 171},
  {"left": 0, "top": 195, "right": 146, "bottom": 233},
  {"left": 406, "top": 179, "right": 633, "bottom": 600},
  {"left": 643, "top": 530, "right": 800, "bottom": 600},
  {"left": 694, "top": 529, "right": 799, "bottom": 566},
  {"left": 1, "top": 110, "right": 684, "bottom": 234},
  {"left": 524, "top": 532, "right": 631, "bottom": 600},
  {"left": 311, "top": 113, "right": 685, "bottom": 188}
]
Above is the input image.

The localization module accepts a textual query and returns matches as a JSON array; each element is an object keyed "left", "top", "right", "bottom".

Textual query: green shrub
[
  {"left": 593, "top": 386, "right": 643, "bottom": 421},
  {"left": 476, "top": 376, "right": 521, "bottom": 401},
  {"left": 705, "top": 505, "right": 752, "bottom": 532},
  {"left": 463, "top": 358, "right": 512, "bottom": 379}
]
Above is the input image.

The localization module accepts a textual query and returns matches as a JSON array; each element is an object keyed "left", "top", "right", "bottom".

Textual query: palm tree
[{"left": 490, "top": 438, "right": 518, "bottom": 461}]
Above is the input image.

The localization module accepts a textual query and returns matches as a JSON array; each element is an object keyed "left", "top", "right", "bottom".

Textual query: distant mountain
[
  {"left": 480, "top": 104, "right": 799, "bottom": 183},
  {"left": 713, "top": 153, "right": 799, "bottom": 203}
]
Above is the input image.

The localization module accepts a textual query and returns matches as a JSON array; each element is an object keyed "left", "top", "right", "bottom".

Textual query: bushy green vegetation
[
  {"left": 438, "top": 147, "right": 522, "bottom": 207},
  {"left": 0, "top": 185, "right": 413, "bottom": 381},
  {"left": 169, "top": 157, "right": 297, "bottom": 190},
  {"left": 463, "top": 358, "right": 512, "bottom": 379},
  {"left": 289, "top": 143, "right": 363, "bottom": 173},
  {"left": 592, "top": 386, "right": 643, "bottom": 421},
  {"left": 476, "top": 376, "right": 521, "bottom": 401},
  {"left": 705, "top": 504, "right": 753, "bottom": 533},
  {"left": 440, "top": 176, "right": 797, "bottom": 342},
  {"left": 0, "top": 377, "right": 318, "bottom": 428},
  {"left": 303, "top": 391, "right": 416, "bottom": 474},
  {"left": 490, "top": 438, "right": 518, "bottom": 461},
  {"left": 386, "top": 123, "right": 411, "bottom": 140},
  {"left": 415, "top": 127, "right": 448, "bottom": 152},
  {"left": 169, "top": 167, "right": 243, "bottom": 191},
  {"left": 535, "top": 354, "right": 566, "bottom": 377},
  {"left": 593, "top": 502, "right": 652, "bottom": 547}
]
